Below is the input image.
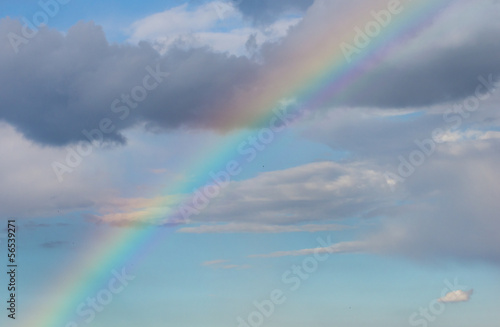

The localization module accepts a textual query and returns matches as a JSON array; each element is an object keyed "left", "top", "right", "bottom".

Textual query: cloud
[
  {"left": 40, "top": 241, "right": 68, "bottom": 249},
  {"left": 301, "top": 98, "right": 500, "bottom": 264},
  {"left": 250, "top": 241, "right": 364, "bottom": 258},
  {"left": 91, "top": 160, "right": 397, "bottom": 226},
  {"left": 178, "top": 223, "right": 348, "bottom": 233},
  {"left": 86, "top": 194, "right": 183, "bottom": 227},
  {"left": 202, "top": 259, "right": 250, "bottom": 269},
  {"left": 188, "top": 161, "right": 395, "bottom": 224},
  {"left": 235, "top": 86, "right": 500, "bottom": 264},
  {"left": 128, "top": 3, "right": 237, "bottom": 43},
  {"left": 0, "top": 123, "right": 115, "bottom": 218},
  {"left": 23, "top": 221, "right": 69, "bottom": 229},
  {"left": 0, "top": 19, "right": 259, "bottom": 146},
  {"left": 202, "top": 259, "right": 228, "bottom": 266},
  {"left": 1, "top": 1, "right": 500, "bottom": 147},
  {"left": 2, "top": 0, "right": 500, "bottom": 270},
  {"left": 128, "top": 3, "right": 301, "bottom": 55},
  {"left": 360, "top": 136, "right": 500, "bottom": 264},
  {"left": 438, "top": 289, "right": 474, "bottom": 303},
  {"left": 221, "top": 264, "right": 251, "bottom": 270},
  {"left": 235, "top": 0, "right": 314, "bottom": 24},
  {"left": 269, "top": 0, "right": 500, "bottom": 110}
]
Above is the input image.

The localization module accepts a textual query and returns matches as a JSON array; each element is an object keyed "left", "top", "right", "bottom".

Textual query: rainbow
[{"left": 29, "top": 0, "right": 456, "bottom": 326}]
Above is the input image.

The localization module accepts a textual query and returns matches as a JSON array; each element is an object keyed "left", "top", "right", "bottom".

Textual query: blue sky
[{"left": 1, "top": 1, "right": 500, "bottom": 327}]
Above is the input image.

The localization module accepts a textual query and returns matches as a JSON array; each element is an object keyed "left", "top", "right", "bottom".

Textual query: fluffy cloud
[
  {"left": 1, "top": 1, "right": 500, "bottom": 147},
  {"left": 438, "top": 289, "right": 474, "bottom": 303},
  {"left": 0, "top": 19, "right": 259, "bottom": 146}
]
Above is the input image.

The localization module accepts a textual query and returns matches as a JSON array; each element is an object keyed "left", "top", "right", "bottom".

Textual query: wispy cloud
[
  {"left": 178, "top": 223, "right": 348, "bottom": 234},
  {"left": 202, "top": 259, "right": 250, "bottom": 270},
  {"left": 41, "top": 241, "right": 68, "bottom": 249},
  {"left": 221, "top": 264, "right": 251, "bottom": 270},
  {"left": 250, "top": 241, "right": 364, "bottom": 258},
  {"left": 202, "top": 259, "right": 229, "bottom": 266}
]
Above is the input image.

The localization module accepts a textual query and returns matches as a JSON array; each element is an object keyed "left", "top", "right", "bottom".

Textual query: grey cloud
[
  {"left": 302, "top": 85, "right": 500, "bottom": 166},
  {"left": 258, "top": 0, "right": 500, "bottom": 112},
  {"left": 0, "top": 19, "right": 258, "bottom": 146},
  {"left": 301, "top": 108, "right": 447, "bottom": 163},
  {"left": 2, "top": 1, "right": 500, "bottom": 148},
  {"left": 296, "top": 84, "right": 500, "bottom": 265},
  {"left": 338, "top": 31, "right": 500, "bottom": 109},
  {"left": 89, "top": 160, "right": 400, "bottom": 227},
  {"left": 190, "top": 161, "right": 397, "bottom": 224},
  {"left": 242, "top": 136, "right": 500, "bottom": 264},
  {"left": 0, "top": 123, "right": 115, "bottom": 218},
  {"left": 358, "top": 137, "right": 500, "bottom": 265}
]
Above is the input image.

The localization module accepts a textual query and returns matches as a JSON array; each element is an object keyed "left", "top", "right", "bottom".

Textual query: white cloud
[
  {"left": 433, "top": 130, "right": 500, "bottom": 144},
  {"left": 128, "top": 2, "right": 235, "bottom": 44},
  {"left": 438, "top": 289, "right": 474, "bottom": 303},
  {"left": 127, "top": 1, "right": 301, "bottom": 55}
]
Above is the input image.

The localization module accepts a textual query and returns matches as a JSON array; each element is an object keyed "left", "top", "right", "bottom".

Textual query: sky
[{"left": 0, "top": 0, "right": 499, "bottom": 326}]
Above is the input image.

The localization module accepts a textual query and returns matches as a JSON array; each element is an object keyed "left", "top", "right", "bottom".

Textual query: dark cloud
[
  {"left": 263, "top": 0, "right": 500, "bottom": 112},
  {"left": 0, "top": 19, "right": 258, "bottom": 146},
  {"left": 235, "top": 0, "right": 315, "bottom": 24},
  {"left": 1, "top": 1, "right": 500, "bottom": 147},
  {"left": 336, "top": 30, "right": 500, "bottom": 108}
]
